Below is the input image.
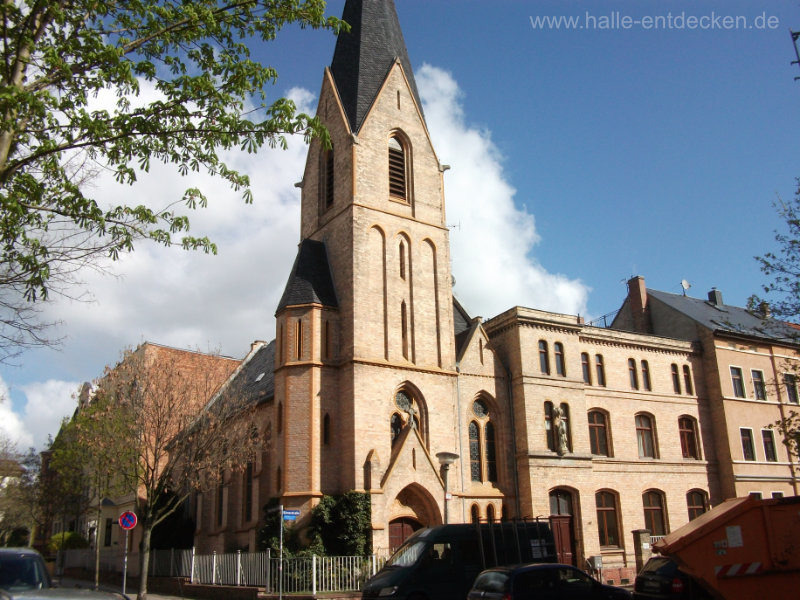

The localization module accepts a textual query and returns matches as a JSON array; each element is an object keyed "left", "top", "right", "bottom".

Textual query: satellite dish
[{"left": 681, "top": 279, "right": 691, "bottom": 295}]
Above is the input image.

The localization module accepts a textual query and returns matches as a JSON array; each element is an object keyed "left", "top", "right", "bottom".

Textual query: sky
[{"left": 2, "top": 0, "right": 800, "bottom": 451}]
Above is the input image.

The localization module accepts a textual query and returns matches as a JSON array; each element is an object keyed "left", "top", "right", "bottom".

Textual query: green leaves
[{"left": 0, "top": 0, "right": 343, "bottom": 331}]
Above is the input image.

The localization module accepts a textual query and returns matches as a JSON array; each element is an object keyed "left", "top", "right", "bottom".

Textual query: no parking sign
[{"left": 119, "top": 511, "right": 137, "bottom": 530}]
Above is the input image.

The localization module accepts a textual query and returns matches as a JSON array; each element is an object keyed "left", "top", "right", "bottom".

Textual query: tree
[
  {"left": 0, "top": 1, "right": 343, "bottom": 360},
  {"left": 752, "top": 178, "right": 800, "bottom": 463},
  {"left": 83, "top": 344, "right": 260, "bottom": 600}
]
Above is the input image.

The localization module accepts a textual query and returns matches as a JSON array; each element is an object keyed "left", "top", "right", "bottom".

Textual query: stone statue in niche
[{"left": 553, "top": 406, "right": 569, "bottom": 456}]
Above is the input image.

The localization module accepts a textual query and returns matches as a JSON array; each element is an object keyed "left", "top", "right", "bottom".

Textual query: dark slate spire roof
[
  {"left": 330, "top": 0, "right": 423, "bottom": 133},
  {"left": 277, "top": 239, "right": 338, "bottom": 311}
]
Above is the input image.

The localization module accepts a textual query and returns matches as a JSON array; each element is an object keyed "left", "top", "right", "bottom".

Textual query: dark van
[{"left": 361, "top": 520, "right": 556, "bottom": 600}]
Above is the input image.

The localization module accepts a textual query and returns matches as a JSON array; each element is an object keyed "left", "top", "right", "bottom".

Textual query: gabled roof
[
  {"left": 330, "top": 0, "right": 423, "bottom": 133},
  {"left": 277, "top": 239, "right": 338, "bottom": 312},
  {"left": 648, "top": 289, "right": 798, "bottom": 344}
]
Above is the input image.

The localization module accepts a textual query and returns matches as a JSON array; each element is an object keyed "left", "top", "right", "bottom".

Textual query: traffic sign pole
[{"left": 118, "top": 512, "right": 137, "bottom": 596}]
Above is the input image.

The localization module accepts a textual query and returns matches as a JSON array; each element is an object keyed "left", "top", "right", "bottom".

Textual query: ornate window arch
[
  {"left": 469, "top": 396, "right": 499, "bottom": 483},
  {"left": 388, "top": 131, "right": 412, "bottom": 202},
  {"left": 391, "top": 386, "right": 429, "bottom": 447}
]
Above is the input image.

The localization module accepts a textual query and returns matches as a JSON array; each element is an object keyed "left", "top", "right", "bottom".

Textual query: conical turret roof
[{"left": 330, "top": 0, "right": 423, "bottom": 133}]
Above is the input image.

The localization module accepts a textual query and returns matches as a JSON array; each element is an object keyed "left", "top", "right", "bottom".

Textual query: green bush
[{"left": 47, "top": 531, "right": 89, "bottom": 553}]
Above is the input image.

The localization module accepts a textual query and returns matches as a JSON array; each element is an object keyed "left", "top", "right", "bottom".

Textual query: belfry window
[{"left": 388, "top": 135, "right": 407, "bottom": 200}]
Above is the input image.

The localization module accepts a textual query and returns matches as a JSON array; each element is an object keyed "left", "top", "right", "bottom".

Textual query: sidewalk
[{"left": 58, "top": 577, "right": 188, "bottom": 600}]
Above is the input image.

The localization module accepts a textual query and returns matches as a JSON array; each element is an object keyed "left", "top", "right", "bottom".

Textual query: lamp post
[{"left": 436, "top": 451, "right": 459, "bottom": 524}]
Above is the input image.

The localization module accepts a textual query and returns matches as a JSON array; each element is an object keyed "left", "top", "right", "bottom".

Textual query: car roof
[
  {"left": 481, "top": 563, "right": 574, "bottom": 575},
  {"left": 0, "top": 549, "right": 42, "bottom": 556}
]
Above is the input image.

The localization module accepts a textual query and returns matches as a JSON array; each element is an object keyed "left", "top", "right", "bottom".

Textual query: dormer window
[{"left": 388, "top": 135, "right": 407, "bottom": 201}]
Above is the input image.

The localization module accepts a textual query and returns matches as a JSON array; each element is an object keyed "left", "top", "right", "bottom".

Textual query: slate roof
[
  {"left": 453, "top": 296, "right": 473, "bottom": 358},
  {"left": 277, "top": 239, "right": 338, "bottom": 311},
  {"left": 237, "top": 341, "right": 276, "bottom": 405},
  {"left": 330, "top": 0, "right": 424, "bottom": 133},
  {"left": 648, "top": 289, "right": 798, "bottom": 344}
]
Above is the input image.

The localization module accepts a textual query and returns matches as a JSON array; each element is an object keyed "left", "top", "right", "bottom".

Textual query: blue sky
[{"left": 2, "top": 0, "right": 799, "bottom": 450}]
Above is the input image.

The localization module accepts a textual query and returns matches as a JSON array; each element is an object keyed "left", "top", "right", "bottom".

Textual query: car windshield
[
  {"left": 0, "top": 554, "right": 48, "bottom": 591},
  {"left": 385, "top": 540, "right": 426, "bottom": 567},
  {"left": 641, "top": 557, "right": 678, "bottom": 576}
]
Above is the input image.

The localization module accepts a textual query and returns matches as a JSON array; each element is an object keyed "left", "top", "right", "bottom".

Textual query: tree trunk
[
  {"left": 94, "top": 505, "right": 101, "bottom": 590},
  {"left": 137, "top": 523, "right": 151, "bottom": 600}
]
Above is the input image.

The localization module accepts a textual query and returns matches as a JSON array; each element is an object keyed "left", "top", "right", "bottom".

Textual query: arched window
[
  {"left": 683, "top": 365, "right": 694, "bottom": 395},
  {"left": 399, "top": 239, "right": 407, "bottom": 280},
  {"left": 581, "top": 353, "right": 592, "bottom": 384},
  {"left": 595, "top": 491, "right": 620, "bottom": 547},
  {"left": 487, "top": 504, "right": 496, "bottom": 523},
  {"left": 400, "top": 301, "right": 408, "bottom": 359},
  {"left": 628, "top": 358, "right": 639, "bottom": 389},
  {"left": 636, "top": 413, "right": 657, "bottom": 458},
  {"left": 469, "top": 421, "right": 481, "bottom": 482},
  {"left": 394, "top": 389, "right": 426, "bottom": 444},
  {"left": 544, "top": 401, "right": 555, "bottom": 451},
  {"left": 275, "top": 466, "right": 282, "bottom": 493},
  {"left": 296, "top": 318, "right": 303, "bottom": 360},
  {"left": 323, "top": 413, "right": 331, "bottom": 446},
  {"left": 588, "top": 410, "right": 610, "bottom": 456},
  {"left": 469, "top": 398, "right": 498, "bottom": 483},
  {"left": 388, "top": 135, "right": 408, "bottom": 201},
  {"left": 641, "top": 360, "right": 651, "bottom": 391},
  {"left": 320, "top": 144, "right": 334, "bottom": 209},
  {"left": 643, "top": 490, "right": 667, "bottom": 537},
  {"left": 671, "top": 364, "right": 681, "bottom": 394},
  {"left": 679, "top": 416, "right": 700, "bottom": 459},
  {"left": 277, "top": 402, "right": 283, "bottom": 434},
  {"left": 554, "top": 342, "right": 566, "bottom": 376},
  {"left": 595, "top": 354, "right": 606, "bottom": 386},
  {"left": 687, "top": 490, "right": 709, "bottom": 520},
  {"left": 539, "top": 341, "right": 550, "bottom": 375},
  {"left": 470, "top": 504, "right": 480, "bottom": 523}
]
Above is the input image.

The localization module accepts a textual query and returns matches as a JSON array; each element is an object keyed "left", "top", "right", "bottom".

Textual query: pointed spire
[{"left": 330, "top": 0, "right": 423, "bottom": 133}]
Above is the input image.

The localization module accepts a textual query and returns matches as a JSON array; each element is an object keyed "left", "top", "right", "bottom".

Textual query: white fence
[{"left": 62, "top": 548, "right": 386, "bottom": 594}]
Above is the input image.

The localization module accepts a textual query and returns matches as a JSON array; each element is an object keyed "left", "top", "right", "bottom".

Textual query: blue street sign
[{"left": 283, "top": 509, "right": 300, "bottom": 521}]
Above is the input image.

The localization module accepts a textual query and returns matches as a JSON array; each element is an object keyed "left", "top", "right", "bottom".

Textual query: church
[{"left": 191, "top": 0, "right": 798, "bottom": 585}]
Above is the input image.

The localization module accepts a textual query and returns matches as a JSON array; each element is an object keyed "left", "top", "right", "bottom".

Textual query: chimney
[
  {"left": 707, "top": 288, "right": 723, "bottom": 306},
  {"left": 627, "top": 276, "right": 651, "bottom": 333},
  {"left": 758, "top": 301, "right": 771, "bottom": 319}
]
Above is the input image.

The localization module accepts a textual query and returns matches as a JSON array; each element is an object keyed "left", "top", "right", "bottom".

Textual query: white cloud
[
  {"left": 0, "top": 376, "right": 33, "bottom": 449},
  {"left": 19, "top": 380, "right": 81, "bottom": 450},
  {"left": 417, "top": 64, "right": 589, "bottom": 319}
]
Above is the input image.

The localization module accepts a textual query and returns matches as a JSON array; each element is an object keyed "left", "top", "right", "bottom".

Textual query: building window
[
  {"left": 277, "top": 402, "right": 283, "bottom": 434},
  {"left": 399, "top": 240, "right": 407, "bottom": 280},
  {"left": 671, "top": 364, "right": 681, "bottom": 394},
  {"left": 752, "top": 369, "right": 767, "bottom": 400},
  {"left": 628, "top": 358, "right": 639, "bottom": 390},
  {"left": 390, "top": 413, "right": 403, "bottom": 446},
  {"left": 544, "top": 401, "right": 555, "bottom": 451},
  {"left": 784, "top": 374, "right": 799, "bottom": 404},
  {"left": 741, "top": 428, "right": 756, "bottom": 461},
  {"left": 762, "top": 429, "right": 778, "bottom": 462},
  {"left": 636, "top": 413, "right": 657, "bottom": 458},
  {"left": 487, "top": 504, "right": 496, "bottom": 523},
  {"left": 295, "top": 318, "right": 303, "bottom": 359},
  {"left": 595, "top": 354, "right": 606, "bottom": 387},
  {"left": 641, "top": 360, "right": 652, "bottom": 391},
  {"left": 772, "top": 492, "right": 785, "bottom": 499},
  {"left": 388, "top": 135, "right": 408, "bottom": 200},
  {"left": 595, "top": 491, "right": 620, "bottom": 547},
  {"left": 323, "top": 413, "right": 331, "bottom": 445},
  {"left": 683, "top": 365, "right": 694, "bottom": 395},
  {"left": 679, "top": 416, "right": 700, "bottom": 459},
  {"left": 104, "top": 518, "right": 113, "bottom": 547},
  {"left": 686, "top": 490, "right": 708, "bottom": 521},
  {"left": 588, "top": 410, "right": 610, "bottom": 456},
  {"left": 401, "top": 301, "right": 408, "bottom": 359},
  {"left": 320, "top": 145, "right": 334, "bottom": 209},
  {"left": 581, "top": 353, "right": 592, "bottom": 384},
  {"left": 485, "top": 421, "right": 497, "bottom": 482},
  {"left": 749, "top": 492, "right": 763, "bottom": 500},
  {"left": 539, "top": 341, "right": 550, "bottom": 375},
  {"left": 469, "top": 421, "right": 481, "bottom": 482},
  {"left": 471, "top": 504, "right": 480, "bottom": 523},
  {"left": 731, "top": 367, "right": 746, "bottom": 398},
  {"left": 554, "top": 342, "right": 566, "bottom": 376},
  {"left": 643, "top": 491, "right": 667, "bottom": 537}
]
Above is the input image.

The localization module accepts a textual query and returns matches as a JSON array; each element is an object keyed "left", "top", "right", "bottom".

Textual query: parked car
[
  {"left": 467, "top": 563, "right": 632, "bottom": 600},
  {"left": 0, "top": 548, "right": 127, "bottom": 600},
  {"left": 633, "top": 556, "right": 712, "bottom": 599}
]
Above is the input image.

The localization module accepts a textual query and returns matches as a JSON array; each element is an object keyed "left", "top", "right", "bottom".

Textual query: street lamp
[{"left": 436, "top": 451, "right": 459, "bottom": 524}]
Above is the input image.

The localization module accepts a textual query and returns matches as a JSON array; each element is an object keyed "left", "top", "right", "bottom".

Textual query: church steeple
[{"left": 330, "top": 0, "right": 423, "bottom": 133}]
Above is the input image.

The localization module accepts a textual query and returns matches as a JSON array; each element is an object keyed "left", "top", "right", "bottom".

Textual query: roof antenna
[
  {"left": 791, "top": 29, "right": 800, "bottom": 81},
  {"left": 680, "top": 279, "right": 691, "bottom": 296}
]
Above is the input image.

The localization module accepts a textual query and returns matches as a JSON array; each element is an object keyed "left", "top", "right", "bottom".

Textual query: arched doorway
[
  {"left": 388, "top": 517, "right": 422, "bottom": 551},
  {"left": 549, "top": 488, "right": 578, "bottom": 565}
]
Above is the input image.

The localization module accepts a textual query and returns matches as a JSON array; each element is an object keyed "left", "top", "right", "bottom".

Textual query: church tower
[{"left": 275, "top": 0, "right": 462, "bottom": 549}]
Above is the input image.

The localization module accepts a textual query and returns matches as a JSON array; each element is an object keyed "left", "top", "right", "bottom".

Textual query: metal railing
[{"left": 63, "top": 548, "right": 386, "bottom": 594}]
